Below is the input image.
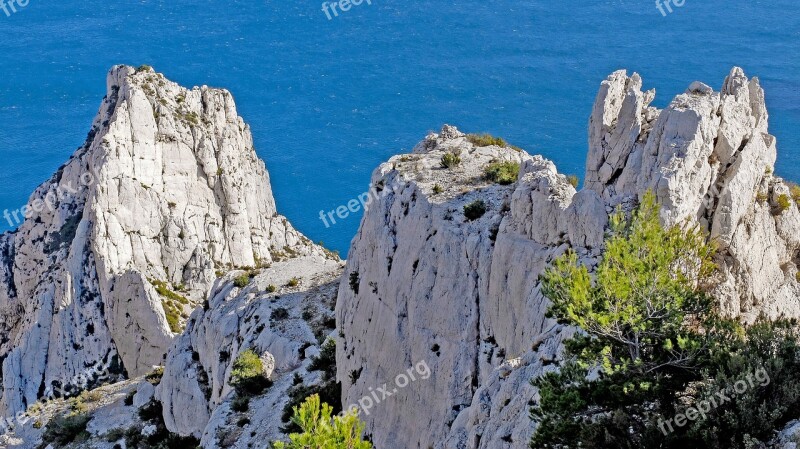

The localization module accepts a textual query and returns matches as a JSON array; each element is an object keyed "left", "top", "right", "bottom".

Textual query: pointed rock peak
[
  {"left": 0, "top": 66, "right": 329, "bottom": 418},
  {"left": 439, "top": 124, "right": 464, "bottom": 140},
  {"left": 415, "top": 123, "right": 467, "bottom": 153},
  {"left": 600, "top": 70, "right": 644, "bottom": 92},
  {"left": 107, "top": 64, "right": 136, "bottom": 88},
  {"left": 722, "top": 66, "right": 749, "bottom": 95}
]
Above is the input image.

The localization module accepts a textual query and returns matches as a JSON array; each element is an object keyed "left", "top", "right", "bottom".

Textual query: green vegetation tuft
[
  {"left": 145, "top": 367, "right": 164, "bottom": 386},
  {"left": 790, "top": 183, "right": 800, "bottom": 204},
  {"left": 483, "top": 161, "right": 520, "bottom": 185},
  {"left": 467, "top": 133, "right": 506, "bottom": 147},
  {"left": 161, "top": 300, "right": 181, "bottom": 333},
  {"left": 149, "top": 279, "right": 189, "bottom": 333},
  {"left": 309, "top": 339, "right": 337, "bottom": 381},
  {"left": 281, "top": 340, "right": 342, "bottom": 434},
  {"left": 234, "top": 273, "right": 251, "bottom": 288},
  {"left": 566, "top": 174, "right": 580, "bottom": 188},
  {"left": 39, "top": 413, "right": 91, "bottom": 448},
  {"left": 149, "top": 280, "right": 189, "bottom": 304},
  {"left": 440, "top": 152, "right": 462, "bottom": 169},
  {"left": 231, "top": 349, "right": 272, "bottom": 396},
  {"left": 463, "top": 200, "right": 487, "bottom": 221},
  {"left": 287, "top": 277, "right": 301, "bottom": 288},
  {"left": 777, "top": 193, "right": 792, "bottom": 214}
]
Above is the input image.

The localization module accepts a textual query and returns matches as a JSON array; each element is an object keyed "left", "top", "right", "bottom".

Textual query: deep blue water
[{"left": 0, "top": 1, "right": 798, "bottom": 255}]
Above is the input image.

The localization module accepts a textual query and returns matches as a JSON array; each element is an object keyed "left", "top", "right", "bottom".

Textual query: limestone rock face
[
  {"left": 2, "top": 65, "right": 798, "bottom": 449},
  {"left": 0, "top": 65, "right": 320, "bottom": 419},
  {"left": 586, "top": 67, "right": 799, "bottom": 320},
  {"left": 336, "top": 128, "right": 602, "bottom": 449},
  {"left": 156, "top": 255, "right": 343, "bottom": 447},
  {"left": 337, "top": 68, "right": 800, "bottom": 449},
  {"left": 0, "top": 378, "right": 150, "bottom": 449}
]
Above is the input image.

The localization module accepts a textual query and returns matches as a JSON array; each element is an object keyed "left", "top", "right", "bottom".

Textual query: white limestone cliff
[
  {"left": 156, "top": 255, "right": 343, "bottom": 448},
  {"left": 587, "top": 67, "right": 800, "bottom": 320},
  {"left": 1, "top": 65, "right": 799, "bottom": 449},
  {"left": 0, "top": 65, "right": 321, "bottom": 421},
  {"left": 337, "top": 68, "right": 800, "bottom": 448}
]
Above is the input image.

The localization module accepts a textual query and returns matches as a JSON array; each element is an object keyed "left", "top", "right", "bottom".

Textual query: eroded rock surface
[
  {"left": 157, "top": 255, "right": 343, "bottom": 447},
  {"left": 337, "top": 68, "right": 800, "bottom": 448},
  {"left": 2, "top": 66, "right": 798, "bottom": 449},
  {"left": 0, "top": 65, "right": 321, "bottom": 419}
]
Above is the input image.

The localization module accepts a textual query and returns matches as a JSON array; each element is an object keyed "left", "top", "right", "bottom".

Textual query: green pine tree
[
  {"left": 530, "top": 191, "right": 800, "bottom": 449},
  {"left": 273, "top": 394, "right": 372, "bottom": 449}
]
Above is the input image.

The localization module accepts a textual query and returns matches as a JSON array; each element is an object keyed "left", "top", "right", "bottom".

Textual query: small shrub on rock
[
  {"left": 286, "top": 277, "right": 301, "bottom": 288},
  {"left": 231, "top": 349, "right": 272, "bottom": 396},
  {"left": 777, "top": 194, "right": 792, "bottom": 214},
  {"left": 145, "top": 367, "right": 164, "bottom": 386},
  {"left": 440, "top": 152, "right": 461, "bottom": 169},
  {"left": 137, "top": 399, "right": 163, "bottom": 422},
  {"left": 348, "top": 272, "right": 360, "bottom": 294},
  {"left": 281, "top": 341, "right": 342, "bottom": 434},
  {"left": 309, "top": 339, "right": 337, "bottom": 382},
  {"left": 105, "top": 427, "right": 125, "bottom": 442},
  {"left": 790, "top": 183, "right": 800, "bottom": 204},
  {"left": 231, "top": 396, "right": 250, "bottom": 413},
  {"left": 39, "top": 412, "right": 91, "bottom": 447},
  {"left": 271, "top": 307, "right": 290, "bottom": 321},
  {"left": 467, "top": 133, "right": 506, "bottom": 147},
  {"left": 233, "top": 274, "right": 251, "bottom": 288},
  {"left": 483, "top": 161, "right": 520, "bottom": 185},
  {"left": 463, "top": 200, "right": 487, "bottom": 221},
  {"left": 567, "top": 175, "right": 580, "bottom": 188}
]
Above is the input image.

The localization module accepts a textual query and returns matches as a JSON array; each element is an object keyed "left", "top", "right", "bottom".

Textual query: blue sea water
[{"left": 0, "top": 0, "right": 798, "bottom": 255}]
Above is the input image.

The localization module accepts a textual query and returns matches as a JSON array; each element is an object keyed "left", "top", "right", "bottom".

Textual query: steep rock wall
[
  {"left": 337, "top": 68, "right": 800, "bottom": 448},
  {"left": 0, "top": 66, "right": 320, "bottom": 418}
]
